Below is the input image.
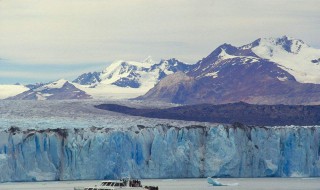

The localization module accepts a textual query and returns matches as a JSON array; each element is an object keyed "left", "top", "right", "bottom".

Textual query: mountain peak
[
  {"left": 48, "top": 79, "right": 69, "bottom": 88},
  {"left": 259, "top": 35, "right": 301, "bottom": 42},
  {"left": 33, "top": 79, "right": 69, "bottom": 92},
  {"left": 56, "top": 78, "right": 68, "bottom": 83},
  {"left": 279, "top": 35, "right": 294, "bottom": 40},
  {"left": 258, "top": 36, "right": 308, "bottom": 53},
  {"left": 142, "top": 56, "right": 155, "bottom": 64},
  {"left": 203, "top": 43, "right": 238, "bottom": 60}
]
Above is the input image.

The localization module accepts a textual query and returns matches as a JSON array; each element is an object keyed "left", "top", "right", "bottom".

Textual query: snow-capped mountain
[
  {"left": 249, "top": 36, "right": 320, "bottom": 84},
  {"left": 3, "top": 36, "right": 320, "bottom": 102},
  {"left": 139, "top": 36, "right": 320, "bottom": 105},
  {"left": 98, "top": 56, "right": 158, "bottom": 88},
  {"left": 7, "top": 79, "right": 91, "bottom": 100},
  {"left": 0, "top": 84, "right": 29, "bottom": 99},
  {"left": 73, "top": 57, "right": 190, "bottom": 99},
  {"left": 3, "top": 57, "right": 190, "bottom": 100}
]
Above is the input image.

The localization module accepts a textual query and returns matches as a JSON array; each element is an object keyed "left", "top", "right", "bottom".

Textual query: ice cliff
[{"left": 0, "top": 124, "right": 319, "bottom": 182}]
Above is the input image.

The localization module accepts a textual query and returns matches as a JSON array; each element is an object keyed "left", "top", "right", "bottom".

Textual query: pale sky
[{"left": 1, "top": 0, "right": 320, "bottom": 84}]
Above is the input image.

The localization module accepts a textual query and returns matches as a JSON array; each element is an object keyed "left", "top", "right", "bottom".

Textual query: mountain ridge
[
  {"left": 7, "top": 79, "right": 91, "bottom": 100},
  {"left": 72, "top": 57, "right": 191, "bottom": 99},
  {"left": 139, "top": 36, "right": 320, "bottom": 104},
  {"left": 2, "top": 36, "right": 320, "bottom": 103},
  {"left": 1, "top": 57, "right": 190, "bottom": 100}
]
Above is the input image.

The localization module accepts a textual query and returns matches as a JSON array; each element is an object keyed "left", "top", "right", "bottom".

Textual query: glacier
[
  {"left": 0, "top": 100, "right": 319, "bottom": 182},
  {"left": 0, "top": 124, "right": 319, "bottom": 182}
]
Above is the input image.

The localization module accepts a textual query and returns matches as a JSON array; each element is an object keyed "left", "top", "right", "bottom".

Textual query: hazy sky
[{"left": 1, "top": 0, "right": 320, "bottom": 84}]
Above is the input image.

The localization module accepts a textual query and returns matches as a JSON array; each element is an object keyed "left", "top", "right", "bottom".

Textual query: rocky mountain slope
[
  {"left": 139, "top": 36, "right": 320, "bottom": 104},
  {"left": 7, "top": 79, "right": 91, "bottom": 100}
]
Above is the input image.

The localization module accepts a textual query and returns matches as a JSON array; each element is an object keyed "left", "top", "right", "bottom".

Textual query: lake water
[{"left": 0, "top": 178, "right": 319, "bottom": 190}]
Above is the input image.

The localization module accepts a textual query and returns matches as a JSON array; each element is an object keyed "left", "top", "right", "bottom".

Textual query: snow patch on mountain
[
  {"left": 218, "top": 48, "right": 260, "bottom": 65},
  {"left": 277, "top": 76, "right": 289, "bottom": 82},
  {"left": 218, "top": 48, "right": 238, "bottom": 60},
  {"left": 35, "top": 79, "right": 68, "bottom": 91},
  {"left": 251, "top": 36, "right": 320, "bottom": 84},
  {"left": 204, "top": 71, "right": 219, "bottom": 78},
  {"left": 0, "top": 85, "right": 29, "bottom": 99}
]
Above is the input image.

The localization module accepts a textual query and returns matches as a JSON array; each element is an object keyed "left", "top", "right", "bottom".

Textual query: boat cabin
[{"left": 83, "top": 179, "right": 147, "bottom": 190}]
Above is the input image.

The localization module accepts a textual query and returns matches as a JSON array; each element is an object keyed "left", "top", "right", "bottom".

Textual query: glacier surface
[{"left": 0, "top": 100, "right": 319, "bottom": 182}]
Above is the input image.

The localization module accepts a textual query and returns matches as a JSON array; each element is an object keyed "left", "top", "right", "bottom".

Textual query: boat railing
[{"left": 74, "top": 187, "right": 85, "bottom": 190}]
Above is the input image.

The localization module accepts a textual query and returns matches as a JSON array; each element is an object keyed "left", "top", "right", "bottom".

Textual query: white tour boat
[{"left": 74, "top": 178, "right": 159, "bottom": 190}]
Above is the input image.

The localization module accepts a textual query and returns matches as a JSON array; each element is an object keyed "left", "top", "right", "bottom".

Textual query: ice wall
[{"left": 0, "top": 124, "right": 319, "bottom": 182}]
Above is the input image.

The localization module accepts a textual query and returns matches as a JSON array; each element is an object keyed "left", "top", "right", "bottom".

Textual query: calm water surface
[{"left": 0, "top": 178, "right": 319, "bottom": 190}]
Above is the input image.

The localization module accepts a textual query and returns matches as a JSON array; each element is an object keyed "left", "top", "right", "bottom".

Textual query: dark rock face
[
  {"left": 138, "top": 40, "right": 320, "bottom": 105},
  {"left": 26, "top": 83, "right": 46, "bottom": 90},
  {"left": 73, "top": 72, "right": 101, "bottom": 85},
  {"left": 112, "top": 76, "right": 141, "bottom": 88},
  {"left": 8, "top": 81, "right": 91, "bottom": 100},
  {"left": 312, "top": 58, "right": 320, "bottom": 64},
  {"left": 111, "top": 65, "right": 142, "bottom": 88},
  {"left": 95, "top": 102, "right": 320, "bottom": 126}
]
